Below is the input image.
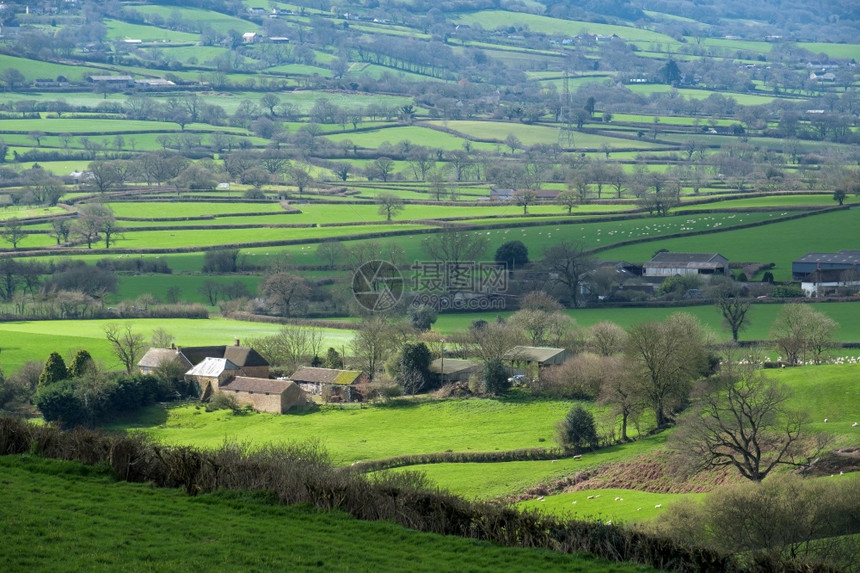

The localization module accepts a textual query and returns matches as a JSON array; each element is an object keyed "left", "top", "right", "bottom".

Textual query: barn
[
  {"left": 219, "top": 377, "right": 307, "bottom": 414},
  {"left": 289, "top": 367, "right": 368, "bottom": 402},
  {"left": 642, "top": 252, "right": 728, "bottom": 278}
]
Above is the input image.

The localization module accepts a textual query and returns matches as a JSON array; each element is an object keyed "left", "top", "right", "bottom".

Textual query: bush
[
  {"left": 557, "top": 405, "right": 598, "bottom": 452},
  {"left": 206, "top": 391, "right": 242, "bottom": 413},
  {"left": 34, "top": 379, "right": 87, "bottom": 427},
  {"left": 770, "top": 285, "right": 804, "bottom": 298}
]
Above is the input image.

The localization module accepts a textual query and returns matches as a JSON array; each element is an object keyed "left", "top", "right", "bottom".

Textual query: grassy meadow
[
  {"left": 0, "top": 318, "right": 354, "bottom": 374},
  {"left": 1, "top": 455, "right": 646, "bottom": 573},
  {"left": 108, "top": 394, "right": 587, "bottom": 465}
]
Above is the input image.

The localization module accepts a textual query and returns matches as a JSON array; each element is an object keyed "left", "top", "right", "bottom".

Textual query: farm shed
[
  {"left": 87, "top": 75, "right": 134, "bottom": 87},
  {"left": 290, "top": 367, "right": 368, "bottom": 403},
  {"left": 642, "top": 252, "right": 728, "bottom": 278},
  {"left": 137, "top": 347, "right": 192, "bottom": 375},
  {"left": 219, "top": 377, "right": 307, "bottom": 414},
  {"left": 429, "top": 358, "right": 481, "bottom": 384},
  {"left": 792, "top": 250, "right": 860, "bottom": 280},
  {"left": 185, "top": 357, "right": 243, "bottom": 401},
  {"left": 502, "top": 346, "right": 572, "bottom": 383},
  {"left": 502, "top": 346, "right": 572, "bottom": 367}
]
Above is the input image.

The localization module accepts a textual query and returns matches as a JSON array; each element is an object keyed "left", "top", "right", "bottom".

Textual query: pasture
[
  {"left": 0, "top": 456, "right": 634, "bottom": 573},
  {"left": 596, "top": 209, "right": 860, "bottom": 281},
  {"left": 109, "top": 395, "right": 587, "bottom": 465},
  {"left": 453, "top": 11, "right": 677, "bottom": 43},
  {"left": 433, "top": 302, "right": 860, "bottom": 343},
  {"left": 0, "top": 318, "right": 353, "bottom": 374}
]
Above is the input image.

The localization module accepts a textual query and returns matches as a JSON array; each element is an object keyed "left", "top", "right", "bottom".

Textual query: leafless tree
[{"left": 105, "top": 323, "right": 147, "bottom": 374}]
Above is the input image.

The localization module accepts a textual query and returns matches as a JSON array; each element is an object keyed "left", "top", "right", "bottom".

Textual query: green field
[
  {"left": 597, "top": 209, "right": 860, "bottom": 281},
  {"left": 519, "top": 488, "right": 706, "bottom": 524},
  {"left": 427, "top": 121, "right": 664, "bottom": 149},
  {"left": 454, "top": 11, "right": 677, "bottom": 43},
  {"left": 433, "top": 302, "right": 860, "bottom": 343},
  {"left": 387, "top": 433, "right": 666, "bottom": 501},
  {"left": 1, "top": 456, "right": 642, "bottom": 573},
  {"left": 109, "top": 395, "right": 586, "bottom": 466},
  {"left": 0, "top": 318, "right": 353, "bottom": 374}
]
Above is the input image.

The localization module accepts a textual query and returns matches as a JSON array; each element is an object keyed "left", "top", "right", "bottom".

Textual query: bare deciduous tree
[
  {"left": 105, "top": 323, "right": 147, "bottom": 374},
  {"left": 672, "top": 366, "right": 809, "bottom": 481}
]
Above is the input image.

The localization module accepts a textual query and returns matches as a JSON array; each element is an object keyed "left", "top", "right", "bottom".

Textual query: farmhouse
[
  {"left": 429, "top": 358, "right": 481, "bottom": 384},
  {"left": 180, "top": 341, "right": 270, "bottom": 378},
  {"left": 289, "top": 367, "right": 368, "bottom": 402},
  {"left": 643, "top": 252, "right": 729, "bottom": 278},
  {"left": 137, "top": 347, "right": 193, "bottom": 375},
  {"left": 242, "top": 32, "right": 261, "bottom": 43},
  {"left": 185, "top": 357, "right": 243, "bottom": 400},
  {"left": 219, "top": 377, "right": 307, "bottom": 414}
]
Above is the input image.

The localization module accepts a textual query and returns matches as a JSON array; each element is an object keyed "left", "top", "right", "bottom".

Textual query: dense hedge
[{"left": 0, "top": 418, "right": 796, "bottom": 572}]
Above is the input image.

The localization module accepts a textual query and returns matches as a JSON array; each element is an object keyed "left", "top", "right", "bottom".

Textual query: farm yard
[{"left": 0, "top": 0, "right": 858, "bottom": 571}]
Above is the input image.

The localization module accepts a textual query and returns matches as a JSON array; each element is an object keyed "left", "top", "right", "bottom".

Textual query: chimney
[
  {"left": 170, "top": 342, "right": 176, "bottom": 350},
  {"left": 234, "top": 338, "right": 240, "bottom": 346}
]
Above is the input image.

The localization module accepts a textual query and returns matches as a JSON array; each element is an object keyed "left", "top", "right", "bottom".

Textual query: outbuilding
[
  {"left": 643, "top": 252, "right": 728, "bottom": 278},
  {"left": 219, "top": 377, "right": 307, "bottom": 414}
]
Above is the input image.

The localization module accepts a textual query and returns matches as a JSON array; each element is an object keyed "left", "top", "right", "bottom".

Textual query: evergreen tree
[
  {"left": 483, "top": 359, "right": 511, "bottom": 395},
  {"left": 38, "top": 352, "right": 68, "bottom": 388},
  {"left": 325, "top": 347, "right": 344, "bottom": 369},
  {"left": 558, "top": 405, "right": 598, "bottom": 451},
  {"left": 68, "top": 349, "right": 94, "bottom": 378}
]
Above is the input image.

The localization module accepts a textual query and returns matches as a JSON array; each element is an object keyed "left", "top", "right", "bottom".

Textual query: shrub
[
  {"left": 206, "top": 391, "right": 241, "bottom": 413},
  {"left": 557, "top": 405, "right": 598, "bottom": 452}
]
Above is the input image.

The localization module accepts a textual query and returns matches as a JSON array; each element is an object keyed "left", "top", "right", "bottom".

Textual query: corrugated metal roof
[
  {"left": 794, "top": 251, "right": 860, "bottom": 265},
  {"left": 185, "top": 357, "right": 240, "bottom": 378},
  {"left": 647, "top": 252, "right": 726, "bottom": 264},
  {"left": 429, "top": 359, "right": 480, "bottom": 375},
  {"left": 502, "top": 346, "right": 567, "bottom": 363}
]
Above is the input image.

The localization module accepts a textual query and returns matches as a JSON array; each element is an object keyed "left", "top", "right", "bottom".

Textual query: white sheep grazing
[
  {"left": 572, "top": 501, "right": 577, "bottom": 504},
  {"left": 655, "top": 504, "right": 663, "bottom": 509},
  {"left": 824, "top": 418, "right": 828, "bottom": 423},
  {"left": 551, "top": 460, "right": 557, "bottom": 463},
  {"left": 537, "top": 496, "right": 545, "bottom": 501},
  {"left": 853, "top": 422, "right": 858, "bottom": 427},
  {"left": 587, "top": 495, "right": 595, "bottom": 499},
  {"left": 637, "top": 508, "right": 642, "bottom": 511},
  {"left": 614, "top": 497, "right": 621, "bottom": 501},
  {"left": 606, "top": 520, "right": 612, "bottom": 526}
]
